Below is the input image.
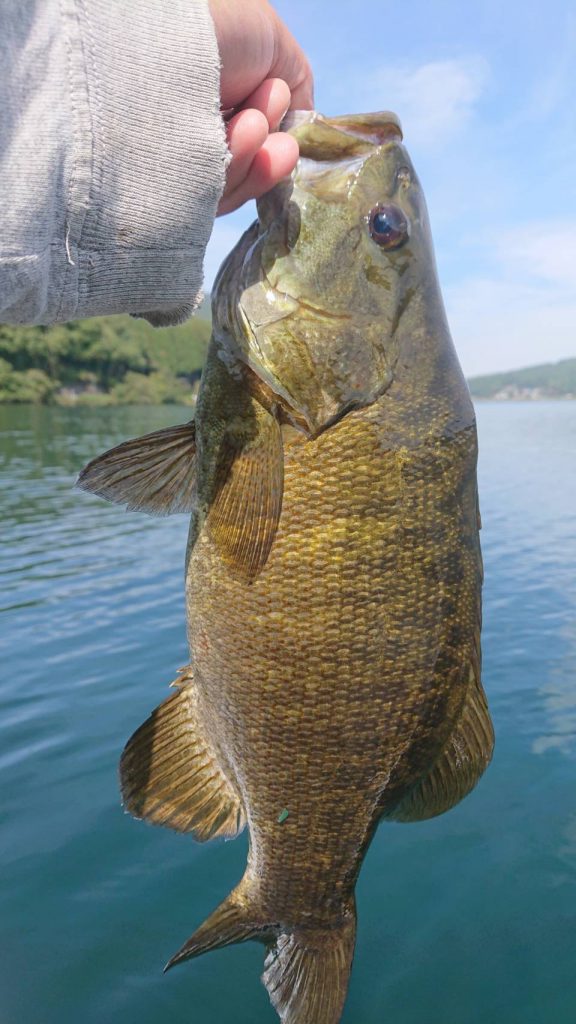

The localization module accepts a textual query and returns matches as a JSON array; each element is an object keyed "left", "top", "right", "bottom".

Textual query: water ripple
[{"left": 1, "top": 402, "right": 576, "bottom": 1024}]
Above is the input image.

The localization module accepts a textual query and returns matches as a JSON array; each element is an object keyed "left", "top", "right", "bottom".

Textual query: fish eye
[{"left": 368, "top": 204, "right": 410, "bottom": 250}]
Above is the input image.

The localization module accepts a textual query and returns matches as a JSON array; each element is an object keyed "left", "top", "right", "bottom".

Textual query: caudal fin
[
  {"left": 263, "top": 906, "right": 356, "bottom": 1024},
  {"left": 165, "top": 885, "right": 356, "bottom": 1024}
]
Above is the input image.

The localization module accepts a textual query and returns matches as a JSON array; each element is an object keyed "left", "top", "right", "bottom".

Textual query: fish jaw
[{"left": 281, "top": 109, "right": 403, "bottom": 152}]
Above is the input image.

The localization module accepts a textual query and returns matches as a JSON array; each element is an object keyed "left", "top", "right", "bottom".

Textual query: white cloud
[{"left": 367, "top": 57, "right": 489, "bottom": 149}]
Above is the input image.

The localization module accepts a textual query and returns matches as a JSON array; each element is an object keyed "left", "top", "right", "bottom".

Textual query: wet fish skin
[{"left": 77, "top": 111, "right": 494, "bottom": 1024}]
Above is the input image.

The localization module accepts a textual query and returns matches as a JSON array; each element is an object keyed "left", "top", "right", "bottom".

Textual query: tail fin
[
  {"left": 165, "top": 886, "right": 356, "bottom": 1024},
  {"left": 164, "top": 886, "right": 260, "bottom": 972},
  {"left": 263, "top": 905, "right": 356, "bottom": 1024}
]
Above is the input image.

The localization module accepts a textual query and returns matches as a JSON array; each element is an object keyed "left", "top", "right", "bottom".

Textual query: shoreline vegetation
[
  {"left": 468, "top": 359, "right": 576, "bottom": 401},
  {"left": 0, "top": 313, "right": 210, "bottom": 407},
  {"left": 0, "top": 314, "right": 574, "bottom": 405}
]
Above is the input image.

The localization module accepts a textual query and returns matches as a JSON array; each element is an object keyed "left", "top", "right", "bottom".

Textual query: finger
[
  {"left": 218, "top": 132, "right": 299, "bottom": 216},
  {"left": 287, "top": 66, "right": 314, "bottom": 112},
  {"left": 239, "top": 78, "right": 291, "bottom": 131},
  {"left": 224, "top": 107, "right": 269, "bottom": 197},
  {"left": 269, "top": 14, "right": 314, "bottom": 110}
]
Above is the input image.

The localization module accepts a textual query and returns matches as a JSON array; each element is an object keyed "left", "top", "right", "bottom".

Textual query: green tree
[
  {"left": 0, "top": 358, "right": 57, "bottom": 403},
  {"left": 0, "top": 312, "right": 211, "bottom": 404}
]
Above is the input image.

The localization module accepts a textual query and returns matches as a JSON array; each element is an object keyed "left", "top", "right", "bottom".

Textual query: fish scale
[
  {"left": 77, "top": 110, "right": 494, "bottom": 1024},
  {"left": 185, "top": 405, "right": 477, "bottom": 920}
]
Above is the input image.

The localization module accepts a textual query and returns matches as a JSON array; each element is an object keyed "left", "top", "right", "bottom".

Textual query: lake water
[{"left": 1, "top": 401, "right": 575, "bottom": 1024}]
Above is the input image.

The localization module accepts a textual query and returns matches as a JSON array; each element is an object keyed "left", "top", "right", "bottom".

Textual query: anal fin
[
  {"left": 119, "top": 669, "right": 245, "bottom": 841},
  {"left": 388, "top": 663, "right": 494, "bottom": 823}
]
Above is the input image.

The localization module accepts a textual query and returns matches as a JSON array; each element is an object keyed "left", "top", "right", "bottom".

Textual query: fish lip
[{"left": 281, "top": 109, "right": 403, "bottom": 144}]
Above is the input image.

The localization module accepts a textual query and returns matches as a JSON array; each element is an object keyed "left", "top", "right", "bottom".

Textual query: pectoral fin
[
  {"left": 76, "top": 421, "right": 196, "bottom": 515},
  {"left": 207, "top": 405, "right": 283, "bottom": 581},
  {"left": 388, "top": 661, "right": 494, "bottom": 823},
  {"left": 119, "top": 669, "right": 245, "bottom": 841}
]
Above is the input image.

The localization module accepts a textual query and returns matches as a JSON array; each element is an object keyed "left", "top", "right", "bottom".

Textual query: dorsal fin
[
  {"left": 119, "top": 669, "right": 246, "bottom": 841},
  {"left": 76, "top": 421, "right": 196, "bottom": 515}
]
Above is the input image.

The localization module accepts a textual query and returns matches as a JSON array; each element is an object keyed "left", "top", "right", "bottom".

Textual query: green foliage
[
  {"left": 0, "top": 313, "right": 211, "bottom": 405},
  {"left": 0, "top": 358, "right": 58, "bottom": 404},
  {"left": 469, "top": 358, "right": 576, "bottom": 398},
  {"left": 3, "top": 311, "right": 573, "bottom": 406},
  {"left": 130, "top": 318, "right": 211, "bottom": 376},
  {"left": 111, "top": 371, "right": 193, "bottom": 405}
]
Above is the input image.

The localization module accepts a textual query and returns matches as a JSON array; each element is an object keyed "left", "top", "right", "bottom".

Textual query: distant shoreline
[
  {"left": 1, "top": 315, "right": 574, "bottom": 405},
  {"left": 470, "top": 394, "right": 575, "bottom": 402},
  {"left": 467, "top": 357, "right": 576, "bottom": 401},
  {"left": 2, "top": 394, "right": 575, "bottom": 408}
]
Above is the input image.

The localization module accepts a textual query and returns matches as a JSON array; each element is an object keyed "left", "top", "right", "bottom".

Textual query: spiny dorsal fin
[
  {"left": 76, "top": 421, "right": 196, "bottom": 515},
  {"left": 388, "top": 656, "right": 494, "bottom": 823},
  {"left": 119, "top": 669, "right": 246, "bottom": 841},
  {"left": 207, "top": 405, "right": 283, "bottom": 581}
]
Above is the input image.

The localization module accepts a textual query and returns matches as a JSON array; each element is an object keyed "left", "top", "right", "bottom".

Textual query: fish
[{"left": 77, "top": 110, "right": 494, "bottom": 1024}]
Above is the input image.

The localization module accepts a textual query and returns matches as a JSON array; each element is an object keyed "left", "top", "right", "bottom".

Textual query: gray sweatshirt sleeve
[{"left": 0, "top": 0, "right": 227, "bottom": 326}]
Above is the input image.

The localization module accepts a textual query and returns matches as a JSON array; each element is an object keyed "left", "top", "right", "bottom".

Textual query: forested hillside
[
  {"left": 2, "top": 313, "right": 574, "bottom": 405},
  {"left": 0, "top": 314, "right": 211, "bottom": 405},
  {"left": 468, "top": 358, "right": 576, "bottom": 399}
]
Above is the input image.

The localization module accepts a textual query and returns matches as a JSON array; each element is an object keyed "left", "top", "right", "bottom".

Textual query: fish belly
[{"left": 185, "top": 401, "right": 480, "bottom": 926}]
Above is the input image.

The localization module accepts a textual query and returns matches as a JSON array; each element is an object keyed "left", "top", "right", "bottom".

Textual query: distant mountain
[{"left": 468, "top": 358, "right": 576, "bottom": 400}]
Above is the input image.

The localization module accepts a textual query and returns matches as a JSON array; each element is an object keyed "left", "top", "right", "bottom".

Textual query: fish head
[{"left": 212, "top": 111, "right": 441, "bottom": 436}]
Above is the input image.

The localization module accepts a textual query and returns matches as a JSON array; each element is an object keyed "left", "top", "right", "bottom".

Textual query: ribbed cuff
[{"left": 58, "top": 0, "right": 226, "bottom": 325}]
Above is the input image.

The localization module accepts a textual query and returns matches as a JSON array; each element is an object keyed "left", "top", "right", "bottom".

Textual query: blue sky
[{"left": 204, "top": 0, "right": 576, "bottom": 376}]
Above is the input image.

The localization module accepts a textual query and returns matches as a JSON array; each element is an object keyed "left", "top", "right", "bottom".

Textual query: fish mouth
[{"left": 282, "top": 110, "right": 403, "bottom": 155}]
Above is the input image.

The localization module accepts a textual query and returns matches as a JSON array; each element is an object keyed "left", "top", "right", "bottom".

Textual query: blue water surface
[{"left": 1, "top": 402, "right": 575, "bottom": 1024}]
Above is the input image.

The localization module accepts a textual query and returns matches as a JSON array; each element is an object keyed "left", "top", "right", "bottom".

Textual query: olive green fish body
[
  {"left": 187, "top": 335, "right": 482, "bottom": 928},
  {"left": 77, "top": 111, "right": 494, "bottom": 1024}
]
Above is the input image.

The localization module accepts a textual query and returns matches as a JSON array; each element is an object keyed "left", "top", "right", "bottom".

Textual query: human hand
[{"left": 209, "top": 0, "right": 314, "bottom": 215}]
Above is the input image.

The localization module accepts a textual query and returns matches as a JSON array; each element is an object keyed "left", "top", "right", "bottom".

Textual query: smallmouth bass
[{"left": 78, "top": 110, "right": 494, "bottom": 1024}]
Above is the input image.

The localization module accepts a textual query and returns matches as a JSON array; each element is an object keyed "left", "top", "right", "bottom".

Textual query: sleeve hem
[{"left": 59, "top": 0, "right": 225, "bottom": 323}]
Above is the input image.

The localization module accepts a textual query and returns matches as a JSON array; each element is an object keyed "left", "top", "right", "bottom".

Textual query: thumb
[{"left": 268, "top": 10, "right": 314, "bottom": 109}]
